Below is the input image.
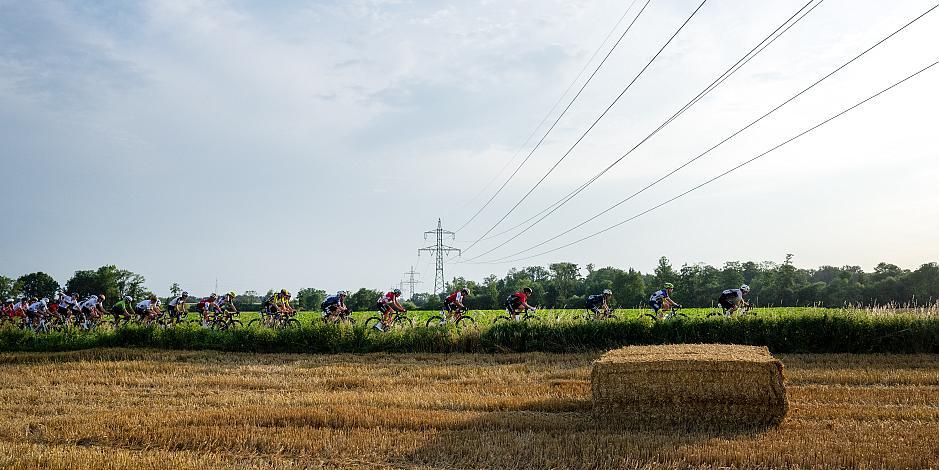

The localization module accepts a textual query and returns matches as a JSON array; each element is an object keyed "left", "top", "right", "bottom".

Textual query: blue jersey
[
  {"left": 323, "top": 295, "right": 341, "bottom": 307},
  {"left": 649, "top": 289, "right": 670, "bottom": 302}
]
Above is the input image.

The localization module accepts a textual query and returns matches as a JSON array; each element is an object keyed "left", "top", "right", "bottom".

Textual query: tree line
[{"left": 2, "top": 255, "right": 937, "bottom": 311}]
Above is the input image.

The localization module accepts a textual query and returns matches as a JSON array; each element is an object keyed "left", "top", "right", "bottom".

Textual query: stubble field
[{"left": 0, "top": 349, "right": 936, "bottom": 469}]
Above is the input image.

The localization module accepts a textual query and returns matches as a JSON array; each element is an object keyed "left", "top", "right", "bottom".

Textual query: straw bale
[{"left": 592, "top": 344, "right": 787, "bottom": 426}]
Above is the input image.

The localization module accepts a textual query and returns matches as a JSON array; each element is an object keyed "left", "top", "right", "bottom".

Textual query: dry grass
[
  {"left": 0, "top": 349, "right": 936, "bottom": 469},
  {"left": 592, "top": 345, "right": 787, "bottom": 426}
]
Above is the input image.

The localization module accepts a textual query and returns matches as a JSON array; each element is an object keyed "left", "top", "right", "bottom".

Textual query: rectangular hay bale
[{"left": 592, "top": 344, "right": 787, "bottom": 426}]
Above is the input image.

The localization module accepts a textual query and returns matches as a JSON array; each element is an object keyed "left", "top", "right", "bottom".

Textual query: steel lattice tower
[
  {"left": 418, "top": 219, "right": 460, "bottom": 295},
  {"left": 403, "top": 266, "right": 422, "bottom": 299}
]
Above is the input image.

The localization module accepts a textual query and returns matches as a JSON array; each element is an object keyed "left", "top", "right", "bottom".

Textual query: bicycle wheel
[
  {"left": 491, "top": 315, "right": 513, "bottom": 324},
  {"left": 392, "top": 315, "right": 412, "bottom": 330},
  {"left": 364, "top": 316, "right": 383, "bottom": 331},
  {"left": 455, "top": 315, "right": 477, "bottom": 330},
  {"left": 522, "top": 313, "right": 541, "bottom": 322},
  {"left": 425, "top": 315, "right": 446, "bottom": 328},
  {"left": 247, "top": 318, "right": 264, "bottom": 328},
  {"left": 282, "top": 318, "right": 301, "bottom": 329},
  {"left": 643, "top": 312, "right": 660, "bottom": 321}
]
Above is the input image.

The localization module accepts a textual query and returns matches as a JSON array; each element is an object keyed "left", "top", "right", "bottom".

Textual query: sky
[{"left": 1, "top": 0, "right": 938, "bottom": 297}]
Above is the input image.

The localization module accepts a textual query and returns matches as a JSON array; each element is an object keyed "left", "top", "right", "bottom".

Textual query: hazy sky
[{"left": 2, "top": 0, "right": 937, "bottom": 296}]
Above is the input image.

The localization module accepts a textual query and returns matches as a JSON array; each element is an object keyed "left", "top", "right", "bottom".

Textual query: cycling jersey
[
  {"left": 585, "top": 294, "right": 605, "bottom": 307},
  {"left": 168, "top": 296, "right": 185, "bottom": 307},
  {"left": 2, "top": 304, "right": 13, "bottom": 317},
  {"left": 113, "top": 300, "right": 131, "bottom": 311},
  {"left": 28, "top": 300, "right": 48, "bottom": 312},
  {"left": 322, "top": 295, "right": 341, "bottom": 307},
  {"left": 720, "top": 289, "right": 744, "bottom": 302},
  {"left": 649, "top": 289, "right": 670, "bottom": 302},
  {"left": 80, "top": 296, "right": 100, "bottom": 310},
  {"left": 377, "top": 292, "right": 397, "bottom": 305},
  {"left": 506, "top": 292, "right": 528, "bottom": 307},
  {"left": 445, "top": 291, "right": 464, "bottom": 304},
  {"left": 136, "top": 299, "right": 155, "bottom": 311},
  {"left": 58, "top": 295, "right": 79, "bottom": 310},
  {"left": 272, "top": 293, "right": 290, "bottom": 308}
]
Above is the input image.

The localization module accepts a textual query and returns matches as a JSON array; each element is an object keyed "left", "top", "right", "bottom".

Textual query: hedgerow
[{"left": 0, "top": 311, "right": 935, "bottom": 354}]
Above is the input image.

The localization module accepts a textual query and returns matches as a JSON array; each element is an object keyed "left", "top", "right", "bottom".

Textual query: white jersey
[
  {"left": 721, "top": 289, "right": 745, "bottom": 302},
  {"left": 168, "top": 296, "right": 185, "bottom": 307},
  {"left": 28, "top": 300, "right": 48, "bottom": 312},
  {"left": 59, "top": 295, "right": 79, "bottom": 309},
  {"left": 136, "top": 299, "right": 154, "bottom": 310},
  {"left": 80, "top": 296, "right": 100, "bottom": 310}
]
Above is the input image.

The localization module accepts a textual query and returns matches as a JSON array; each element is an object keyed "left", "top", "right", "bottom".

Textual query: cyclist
[
  {"left": 111, "top": 295, "right": 134, "bottom": 326},
  {"left": 321, "top": 291, "right": 349, "bottom": 321},
  {"left": 27, "top": 298, "right": 50, "bottom": 325},
  {"left": 505, "top": 287, "right": 535, "bottom": 321},
  {"left": 719, "top": 284, "right": 751, "bottom": 316},
  {"left": 444, "top": 287, "right": 470, "bottom": 320},
  {"left": 586, "top": 289, "right": 614, "bottom": 317},
  {"left": 272, "top": 289, "right": 295, "bottom": 315},
  {"left": 374, "top": 289, "right": 406, "bottom": 331},
  {"left": 58, "top": 292, "right": 81, "bottom": 321},
  {"left": 167, "top": 291, "right": 189, "bottom": 319},
  {"left": 649, "top": 283, "right": 681, "bottom": 317},
  {"left": 196, "top": 293, "right": 220, "bottom": 325},
  {"left": 217, "top": 291, "right": 239, "bottom": 315},
  {"left": 135, "top": 295, "right": 161, "bottom": 322},
  {"left": 2, "top": 299, "right": 18, "bottom": 323},
  {"left": 79, "top": 294, "right": 106, "bottom": 326}
]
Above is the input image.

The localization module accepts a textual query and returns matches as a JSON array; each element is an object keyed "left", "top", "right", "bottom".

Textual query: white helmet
[
  {"left": 740, "top": 284, "right": 751, "bottom": 293},
  {"left": 602, "top": 289, "right": 612, "bottom": 296},
  {"left": 4, "top": 299, "right": 12, "bottom": 304},
  {"left": 124, "top": 295, "right": 133, "bottom": 301},
  {"left": 41, "top": 298, "right": 49, "bottom": 303}
]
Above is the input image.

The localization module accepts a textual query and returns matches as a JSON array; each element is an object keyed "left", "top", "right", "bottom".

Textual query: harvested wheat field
[{"left": 0, "top": 349, "right": 936, "bottom": 469}]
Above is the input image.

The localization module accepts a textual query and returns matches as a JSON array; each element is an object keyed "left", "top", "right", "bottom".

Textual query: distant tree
[
  {"left": 653, "top": 257, "right": 678, "bottom": 288},
  {"left": 0, "top": 275, "right": 16, "bottom": 300},
  {"left": 347, "top": 288, "right": 382, "bottom": 312},
  {"left": 65, "top": 266, "right": 147, "bottom": 304},
  {"left": 14, "top": 272, "right": 60, "bottom": 300},
  {"left": 170, "top": 283, "right": 182, "bottom": 297},
  {"left": 297, "top": 288, "right": 326, "bottom": 311}
]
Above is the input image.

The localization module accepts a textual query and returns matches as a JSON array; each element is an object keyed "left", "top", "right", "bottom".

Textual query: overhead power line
[
  {"left": 450, "top": 0, "right": 643, "bottom": 231},
  {"left": 476, "top": 58, "right": 939, "bottom": 265},
  {"left": 465, "top": 1, "right": 938, "bottom": 264},
  {"left": 451, "top": 0, "right": 654, "bottom": 234},
  {"left": 457, "top": 0, "right": 824, "bottom": 262},
  {"left": 461, "top": 0, "right": 709, "bottom": 254}
]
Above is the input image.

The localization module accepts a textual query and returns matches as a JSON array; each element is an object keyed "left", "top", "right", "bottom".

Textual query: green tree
[
  {"left": 297, "top": 288, "right": 326, "bottom": 310},
  {"left": 0, "top": 275, "right": 16, "bottom": 300},
  {"left": 347, "top": 288, "right": 382, "bottom": 311},
  {"left": 14, "top": 272, "right": 60, "bottom": 300},
  {"left": 653, "top": 257, "right": 677, "bottom": 288},
  {"left": 170, "top": 283, "right": 182, "bottom": 297},
  {"left": 65, "top": 266, "right": 147, "bottom": 304}
]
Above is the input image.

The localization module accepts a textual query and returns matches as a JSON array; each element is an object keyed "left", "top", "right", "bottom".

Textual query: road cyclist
[
  {"left": 367, "top": 289, "right": 409, "bottom": 331},
  {"left": 321, "top": 291, "right": 353, "bottom": 324},
  {"left": 717, "top": 284, "right": 752, "bottom": 316},
  {"left": 584, "top": 289, "right": 617, "bottom": 321},
  {"left": 647, "top": 283, "right": 683, "bottom": 320},
  {"left": 494, "top": 287, "right": 539, "bottom": 323},
  {"left": 78, "top": 294, "right": 106, "bottom": 329},
  {"left": 166, "top": 291, "right": 189, "bottom": 325},
  {"left": 426, "top": 287, "right": 476, "bottom": 328},
  {"left": 111, "top": 295, "right": 135, "bottom": 327},
  {"left": 135, "top": 295, "right": 162, "bottom": 324}
]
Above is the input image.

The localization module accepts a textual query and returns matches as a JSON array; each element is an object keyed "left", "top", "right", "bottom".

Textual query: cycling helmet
[
  {"left": 740, "top": 284, "right": 751, "bottom": 293},
  {"left": 41, "top": 298, "right": 49, "bottom": 303},
  {"left": 182, "top": 291, "right": 189, "bottom": 297},
  {"left": 664, "top": 283, "right": 675, "bottom": 289},
  {"left": 281, "top": 289, "right": 289, "bottom": 296},
  {"left": 393, "top": 289, "right": 402, "bottom": 296},
  {"left": 339, "top": 291, "right": 347, "bottom": 296},
  {"left": 228, "top": 291, "right": 236, "bottom": 297},
  {"left": 4, "top": 299, "right": 12, "bottom": 304},
  {"left": 124, "top": 295, "right": 133, "bottom": 301},
  {"left": 209, "top": 293, "right": 218, "bottom": 298},
  {"left": 602, "top": 289, "right": 612, "bottom": 296},
  {"left": 523, "top": 287, "right": 533, "bottom": 295},
  {"left": 461, "top": 287, "right": 470, "bottom": 295}
]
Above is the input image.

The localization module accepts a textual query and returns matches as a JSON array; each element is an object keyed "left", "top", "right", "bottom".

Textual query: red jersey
[
  {"left": 445, "top": 291, "right": 463, "bottom": 303},
  {"left": 512, "top": 292, "right": 528, "bottom": 304},
  {"left": 378, "top": 292, "right": 397, "bottom": 304}
]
